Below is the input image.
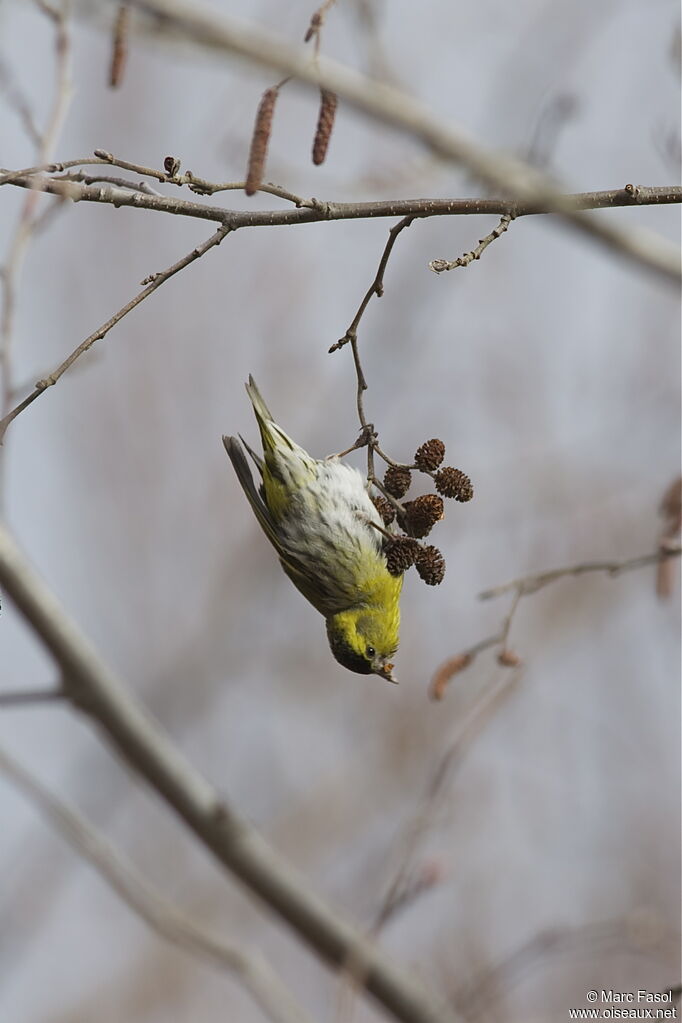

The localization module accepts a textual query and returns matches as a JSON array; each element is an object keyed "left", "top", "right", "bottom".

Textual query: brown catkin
[
  {"left": 430, "top": 653, "right": 472, "bottom": 700},
  {"left": 312, "top": 89, "right": 337, "bottom": 165},
  {"left": 384, "top": 537, "right": 420, "bottom": 576},
  {"left": 434, "top": 466, "right": 474, "bottom": 502},
  {"left": 384, "top": 465, "right": 412, "bottom": 498},
  {"left": 109, "top": 4, "right": 130, "bottom": 88},
  {"left": 304, "top": 12, "right": 322, "bottom": 42},
  {"left": 414, "top": 438, "right": 445, "bottom": 471},
  {"left": 497, "top": 648, "right": 522, "bottom": 667},
  {"left": 402, "top": 494, "right": 444, "bottom": 538},
  {"left": 371, "top": 495, "right": 395, "bottom": 527},
  {"left": 415, "top": 545, "right": 446, "bottom": 585},
  {"left": 245, "top": 88, "right": 278, "bottom": 196}
]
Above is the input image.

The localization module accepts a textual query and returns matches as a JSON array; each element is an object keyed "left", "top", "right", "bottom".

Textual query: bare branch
[
  {"left": 0, "top": 224, "right": 230, "bottom": 443},
  {"left": 478, "top": 544, "right": 682, "bottom": 601},
  {"left": 335, "top": 672, "right": 520, "bottom": 1019},
  {"left": 10, "top": 163, "right": 642, "bottom": 464},
  {"left": 0, "top": 686, "right": 65, "bottom": 706},
  {"left": 330, "top": 216, "right": 418, "bottom": 477},
  {"left": 377, "top": 671, "right": 520, "bottom": 930},
  {"left": 304, "top": 0, "right": 337, "bottom": 50},
  {"left": 431, "top": 544, "right": 681, "bottom": 700},
  {"left": 452, "top": 916, "right": 678, "bottom": 1018},
  {"left": 0, "top": 522, "right": 461, "bottom": 1023},
  {"left": 0, "top": 746, "right": 315, "bottom": 1023},
  {"left": 115, "top": 0, "right": 681, "bottom": 282},
  {"left": 3, "top": 166, "right": 680, "bottom": 227},
  {"left": 62, "top": 172, "right": 166, "bottom": 195},
  {"left": 0, "top": 56, "right": 42, "bottom": 147},
  {"left": 656, "top": 476, "right": 682, "bottom": 599},
  {"left": 0, "top": 0, "right": 73, "bottom": 501},
  {"left": 429, "top": 213, "right": 514, "bottom": 273},
  {"left": 331, "top": 215, "right": 418, "bottom": 354}
]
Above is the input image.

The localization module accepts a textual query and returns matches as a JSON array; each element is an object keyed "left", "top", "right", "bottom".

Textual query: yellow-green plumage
[{"left": 223, "top": 377, "right": 402, "bottom": 681}]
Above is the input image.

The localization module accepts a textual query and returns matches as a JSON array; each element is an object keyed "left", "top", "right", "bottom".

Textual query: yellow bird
[{"left": 224, "top": 378, "right": 402, "bottom": 682}]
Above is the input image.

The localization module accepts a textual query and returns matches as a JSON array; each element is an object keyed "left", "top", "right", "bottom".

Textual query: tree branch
[
  {"left": 0, "top": 685, "right": 65, "bottom": 706},
  {"left": 111, "top": 0, "right": 681, "bottom": 282},
  {"left": 0, "top": 0, "right": 73, "bottom": 503},
  {"left": 6, "top": 171, "right": 675, "bottom": 445},
  {"left": 478, "top": 543, "right": 682, "bottom": 600},
  {"left": 0, "top": 746, "right": 315, "bottom": 1023},
  {"left": 3, "top": 166, "right": 680, "bottom": 227},
  {"left": 0, "top": 56, "right": 43, "bottom": 148},
  {"left": 0, "top": 224, "right": 231, "bottom": 443},
  {"left": 0, "top": 522, "right": 460, "bottom": 1023},
  {"left": 334, "top": 671, "right": 520, "bottom": 1020},
  {"left": 430, "top": 213, "right": 514, "bottom": 273},
  {"left": 430, "top": 544, "right": 681, "bottom": 700}
]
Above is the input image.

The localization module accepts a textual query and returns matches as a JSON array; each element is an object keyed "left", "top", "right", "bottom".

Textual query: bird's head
[{"left": 326, "top": 606, "right": 400, "bottom": 683}]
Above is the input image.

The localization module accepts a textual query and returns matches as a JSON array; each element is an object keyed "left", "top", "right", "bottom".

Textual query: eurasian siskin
[{"left": 223, "top": 377, "right": 401, "bottom": 682}]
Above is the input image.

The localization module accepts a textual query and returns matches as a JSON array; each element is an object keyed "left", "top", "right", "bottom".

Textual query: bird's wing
[
  {"left": 238, "top": 433, "right": 264, "bottom": 476},
  {"left": 223, "top": 436, "right": 278, "bottom": 546},
  {"left": 245, "top": 375, "right": 274, "bottom": 423},
  {"left": 278, "top": 557, "right": 352, "bottom": 617},
  {"left": 224, "top": 435, "right": 353, "bottom": 618}
]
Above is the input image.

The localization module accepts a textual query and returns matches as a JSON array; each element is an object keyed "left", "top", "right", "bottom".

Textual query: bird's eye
[{"left": 366, "top": 646, "right": 376, "bottom": 659}]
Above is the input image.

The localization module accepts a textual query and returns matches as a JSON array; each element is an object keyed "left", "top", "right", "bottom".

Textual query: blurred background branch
[
  {"left": 0, "top": 168, "right": 678, "bottom": 444},
  {"left": 432, "top": 537, "right": 681, "bottom": 700},
  {"left": 0, "top": 745, "right": 316, "bottom": 1023},
  {"left": 0, "top": 0, "right": 72, "bottom": 504},
  {"left": 1, "top": 2, "right": 678, "bottom": 1020},
  {"left": 96, "top": 0, "right": 682, "bottom": 281},
  {"left": 0, "top": 520, "right": 460, "bottom": 1023}
]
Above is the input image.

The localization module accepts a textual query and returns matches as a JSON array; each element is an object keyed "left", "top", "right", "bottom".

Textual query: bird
[{"left": 223, "top": 377, "right": 402, "bottom": 682}]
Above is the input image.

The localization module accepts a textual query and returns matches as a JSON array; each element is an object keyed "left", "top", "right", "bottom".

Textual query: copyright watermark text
[{"left": 568, "top": 990, "right": 678, "bottom": 1020}]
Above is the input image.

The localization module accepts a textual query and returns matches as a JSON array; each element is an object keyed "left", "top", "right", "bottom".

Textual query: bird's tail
[
  {"left": 246, "top": 375, "right": 273, "bottom": 426},
  {"left": 245, "top": 376, "right": 296, "bottom": 459},
  {"left": 222, "top": 435, "right": 278, "bottom": 546}
]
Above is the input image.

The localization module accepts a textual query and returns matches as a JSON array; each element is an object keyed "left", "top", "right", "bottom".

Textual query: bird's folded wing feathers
[
  {"left": 223, "top": 435, "right": 351, "bottom": 616},
  {"left": 223, "top": 436, "right": 278, "bottom": 545}
]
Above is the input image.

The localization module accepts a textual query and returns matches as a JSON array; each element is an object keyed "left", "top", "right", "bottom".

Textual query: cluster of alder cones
[{"left": 372, "top": 439, "right": 473, "bottom": 586}]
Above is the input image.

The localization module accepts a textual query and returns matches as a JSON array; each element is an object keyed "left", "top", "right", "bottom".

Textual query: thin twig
[
  {"left": 0, "top": 225, "right": 231, "bottom": 442},
  {"left": 334, "top": 672, "right": 520, "bottom": 1022},
  {"left": 656, "top": 476, "right": 681, "bottom": 599},
  {"left": 329, "top": 215, "right": 419, "bottom": 483},
  {"left": 331, "top": 215, "right": 418, "bottom": 353},
  {"left": 377, "top": 671, "right": 521, "bottom": 931},
  {"left": 114, "top": 0, "right": 681, "bottom": 282},
  {"left": 304, "top": 0, "right": 337, "bottom": 50},
  {"left": 0, "top": 522, "right": 461, "bottom": 1023},
  {"left": 60, "top": 171, "right": 166, "bottom": 196},
  {"left": 429, "top": 213, "right": 515, "bottom": 273},
  {"left": 0, "top": 0, "right": 73, "bottom": 502},
  {"left": 430, "top": 544, "right": 682, "bottom": 700},
  {"left": 3, "top": 166, "right": 680, "bottom": 226},
  {"left": 453, "top": 918, "right": 658, "bottom": 1018},
  {"left": 24, "top": 193, "right": 69, "bottom": 238},
  {"left": 0, "top": 56, "right": 43, "bottom": 147},
  {"left": 0, "top": 686, "right": 65, "bottom": 706},
  {"left": 478, "top": 544, "right": 682, "bottom": 600},
  {"left": 0, "top": 746, "right": 315, "bottom": 1023},
  {"left": 182, "top": 174, "right": 306, "bottom": 205}
]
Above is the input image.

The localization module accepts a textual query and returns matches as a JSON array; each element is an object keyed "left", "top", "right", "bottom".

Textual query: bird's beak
[{"left": 373, "top": 659, "right": 398, "bottom": 684}]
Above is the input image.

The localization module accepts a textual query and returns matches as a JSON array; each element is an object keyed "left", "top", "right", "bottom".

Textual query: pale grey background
[{"left": 0, "top": 1, "right": 680, "bottom": 1021}]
